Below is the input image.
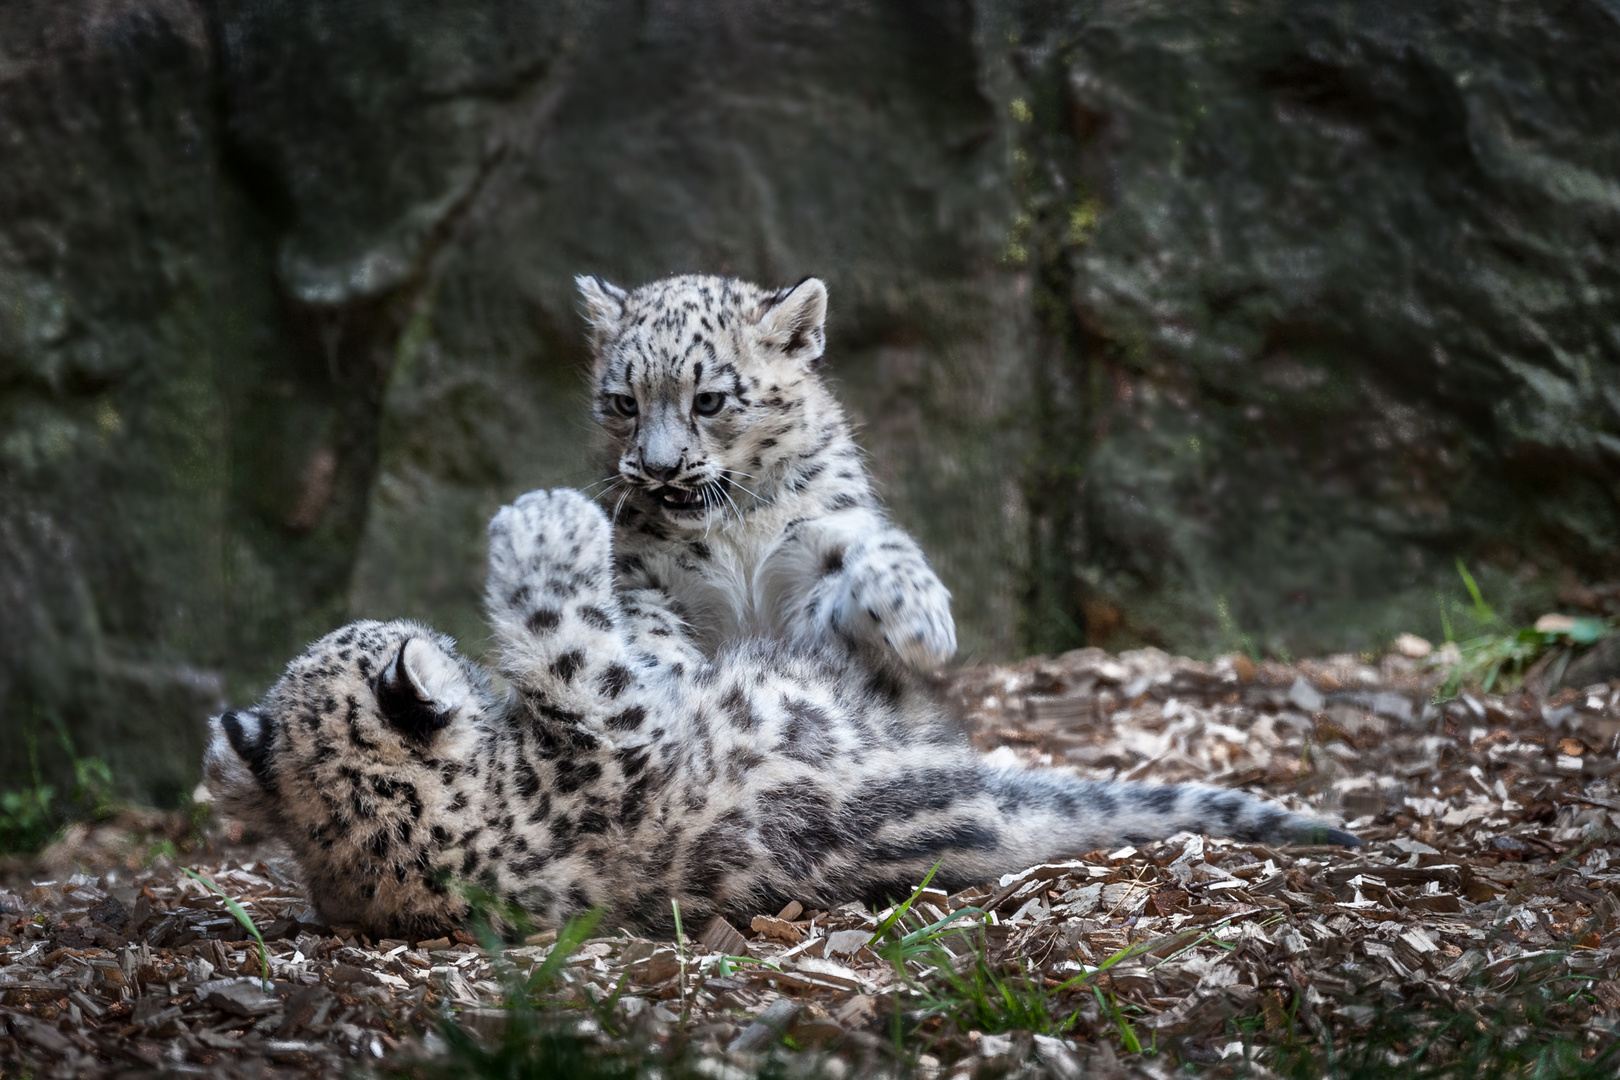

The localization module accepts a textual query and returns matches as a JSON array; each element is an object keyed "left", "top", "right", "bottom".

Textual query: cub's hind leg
[{"left": 486, "top": 488, "right": 644, "bottom": 719}]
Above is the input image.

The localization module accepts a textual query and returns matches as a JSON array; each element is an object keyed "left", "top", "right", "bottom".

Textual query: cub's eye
[
  {"left": 607, "top": 394, "right": 638, "bottom": 418},
  {"left": 693, "top": 391, "right": 725, "bottom": 417}
]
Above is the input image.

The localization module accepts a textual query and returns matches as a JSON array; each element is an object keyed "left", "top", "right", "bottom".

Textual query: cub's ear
[
  {"left": 376, "top": 637, "right": 470, "bottom": 742},
  {"left": 755, "top": 277, "right": 828, "bottom": 368},
  {"left": 576, "top": 275, "right": 628, "bottom": 347},
  {"left": 204, "top": 708, "right": 280, "bottom": 827},
  {"left": 216, "top": 709, "right": 272, "bottom": 784}
]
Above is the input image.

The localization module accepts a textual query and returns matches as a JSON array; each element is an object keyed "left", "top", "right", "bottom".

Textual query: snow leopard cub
[
  {"left": 203, "top": 488, "right": 1357, "bottom": 937},
  {"left": 577, "top": 273, "right": 955, "bottom": 674}
]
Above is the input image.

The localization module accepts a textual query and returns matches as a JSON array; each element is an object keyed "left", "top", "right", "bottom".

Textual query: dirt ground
[{"left": 3, "top": 646, "right": 1617, "bottom": 1078}]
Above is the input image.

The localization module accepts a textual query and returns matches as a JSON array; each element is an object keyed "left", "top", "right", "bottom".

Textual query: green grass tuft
[
  {"left": 383, "top": 904, "right": 667, "bottom": 1080},
  {"left": 1436, "top": 561, "right": 1614, "bottom": 698},
  {"left": 0, "top": 722, "right": 116, "bottom": 855}
]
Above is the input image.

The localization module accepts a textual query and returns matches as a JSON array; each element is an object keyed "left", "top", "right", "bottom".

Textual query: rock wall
[
  {"left": 2, "top": 0, "right": 1616, "bottom": 799},
  {"left": 1, "top": 2, "right": 228, "bottom": 804},
  {"left": 1010, "top": 0, "right": 1620, "bottom": 656}
]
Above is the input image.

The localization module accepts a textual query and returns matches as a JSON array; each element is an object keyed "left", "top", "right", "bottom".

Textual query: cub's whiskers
[
  {"left": 610, "top": 482, "right": 634, "bottom": 525},
  {"left": 721, "top": 470, "right": 767, "bottom": 506},
  {"left": 579, "top": 475, "right": 622, "bottom": 496}
]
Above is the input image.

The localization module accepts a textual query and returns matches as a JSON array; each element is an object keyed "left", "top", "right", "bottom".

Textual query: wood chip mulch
[{"left": 3, "top": 646, "right": 1617, "bottom": 1077}]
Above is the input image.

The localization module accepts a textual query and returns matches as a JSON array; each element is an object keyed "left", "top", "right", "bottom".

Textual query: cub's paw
[
  {"left": 842, "top": 546, "right": 957, "bottom": 670},
  {"left": 487, "top": 488, "right": 615, "bottom": 602}
]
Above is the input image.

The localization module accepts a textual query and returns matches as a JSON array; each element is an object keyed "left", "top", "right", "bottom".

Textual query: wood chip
[
  {"left": 698, "top": 915, "right": 749, "bottom": 957},
  {"left": 749, "top": 915, "right": 804, "bottom": 944}
]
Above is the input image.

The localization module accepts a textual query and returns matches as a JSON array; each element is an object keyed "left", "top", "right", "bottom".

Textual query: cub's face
[
  {"left": 577, "top": 274, "right": 831, "bottom": 527},
  {"left": 203, "top": 620, "right": 490, "bottom": 932}
]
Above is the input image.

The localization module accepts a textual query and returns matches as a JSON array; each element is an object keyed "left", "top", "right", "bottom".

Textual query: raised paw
[
  {"left": 841, "top": 545, "right": 957, "bottom": 670},
  {"left": 487, "top": 488, "right": 615, "bottom": 610}
]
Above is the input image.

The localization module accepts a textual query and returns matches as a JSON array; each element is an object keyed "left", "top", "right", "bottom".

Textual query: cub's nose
[{"left": 642, "top": 462, "right": 680, "bottom": 483}]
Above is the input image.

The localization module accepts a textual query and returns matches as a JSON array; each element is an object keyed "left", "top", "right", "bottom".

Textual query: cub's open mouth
[{"left": 653, "top": 485, "right": 706, "bottom": 512}]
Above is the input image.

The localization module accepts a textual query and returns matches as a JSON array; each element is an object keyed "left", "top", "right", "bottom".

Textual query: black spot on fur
[
  {"left": 1244, "top": 808, "right": 1288, "bottom": 843},
  {"left": 757, "top": 781, "right": 837, "bottom": 879},
  {"left": 527, "top": 608, "right": 562, "bottom": 633},
  {"left": 685, "top": 813, "right": 751, "bottom": 895},
  {"left": 725, "top": 746, "right": 765, "bottom": 781},
  {"left": 514, "top": 760, "right": 541, "bottom": 798},
  {"left": 846, "top": 769, "right": 984, "bottom": 838},
  {"left": 719, "top": 685, "right": 758, "bottom": 730},
  {"left": 550, "top": 650, "right": 585, "bottom": 682},
  {"left": 614, "top": 745, "right": 651, "bottom": 777},
  {"left": 821, "top": 548, "right": 845, "bottom": 576},
  {"left": 579, "top": 606, "right": 614, "bottom": 631},
  {"left": 556, "top": 759, "right": 603, "bottom": 794},
  {"left": 781, "top": 698, "right": 836, "bottom": 765},
  {"left": 870, "top": 822, "right": 999, "bottom": 862},
  {"left": 597, "top": 664, "right": 632, "bottom": 699},
  {"left": 607, "top": 705, "right": 647, "bottom": 730},
  {"left": 1202, "top": 792, "right": 1245, "bottom": 831},
  {"left": 864, "top": 668, "right": 906, "bottom": 706},
  {"left": 1138, "top": 786, "right": 1178, "bottom": 814},
  {"left": 619, "top": 774, "right": 655, "bottom": 830}
]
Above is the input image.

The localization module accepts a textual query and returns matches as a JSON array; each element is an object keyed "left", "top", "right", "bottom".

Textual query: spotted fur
[
  {"left": 204, "top": 489, "right": 1357, "bottom": 937},
  {"left": 578, "top": 274, "right": 957, "bottom": 673}
]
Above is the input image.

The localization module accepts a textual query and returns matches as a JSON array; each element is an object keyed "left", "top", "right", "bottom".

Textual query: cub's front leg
[
  {"left": 486, "top": 488, "right": 643, "bottom": 716},
  {"left": 794, "top": 512, "right": 957, "bottom": 671}
]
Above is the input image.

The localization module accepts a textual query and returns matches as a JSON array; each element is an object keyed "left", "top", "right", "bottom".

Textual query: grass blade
[
  {"left": 527, "top": 908, "right": 604, "bottom": 994},
  {"left": 183, "top": 867, "right": 270, "bottom": 990},
  {"left": 1455, "top": 558, "right": 1495, "bottom": 623},
  {"left": 867, "top": 861, "right": 942, "bottom": 948}
]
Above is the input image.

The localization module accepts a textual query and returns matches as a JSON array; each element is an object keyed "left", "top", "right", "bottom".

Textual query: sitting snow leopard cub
[
  {"left": 577, "top": 273, "right": 955, "bottom": 673},
  {"left": 203, "top": 487, "right": 1356, "bottom": 937}
]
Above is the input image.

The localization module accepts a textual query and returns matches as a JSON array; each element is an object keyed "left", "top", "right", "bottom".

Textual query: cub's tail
[
  {"left": 803, "top": 761, "right": 1358, "bottom": 905},
  {"left": 981, "top": 766, "right": 1360, "bottom": 854}
]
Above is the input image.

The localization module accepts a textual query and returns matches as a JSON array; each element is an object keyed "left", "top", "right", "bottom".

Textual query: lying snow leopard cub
[
  {"left": 203, "top": 488, "right": 1356, "bottom": 937},
  {"left": 578, "top": 273, "right": 955, "bottom": 673}
]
